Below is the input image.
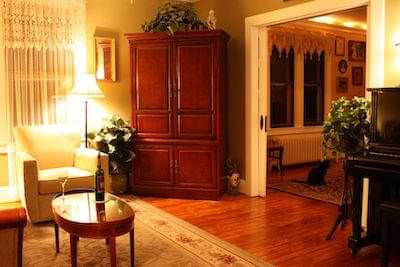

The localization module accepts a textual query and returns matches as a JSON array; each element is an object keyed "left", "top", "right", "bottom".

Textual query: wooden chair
[
  {"left": 53, "top": 188, "right": 95, "bottom": 253},
  {"left": 380, "top": 199, "right": 400, "bottom": 267},
  {"left": 267, "top": 146, "right": 284, "bottom": 175},
  {"left": 0, "top": 207, "right": 27, "bottom": 267}
]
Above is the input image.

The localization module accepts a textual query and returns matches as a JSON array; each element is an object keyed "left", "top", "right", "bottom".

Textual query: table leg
[
  {"left": 110, "top": 237, "right": 116, "bottom": 267},
  {"left": 70, "top": 235, "right": 78, "bottom": 267},
  {"left": 55, "top": 223, "right": 59, "bottom": 253},
  {"left": 130, "top": 230, "right": 135, "bottom": 267}
]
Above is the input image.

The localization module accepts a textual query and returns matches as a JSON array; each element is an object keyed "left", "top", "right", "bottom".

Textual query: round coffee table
[{"left": 52, "top": 192, "right": 135, "bottom": 267}]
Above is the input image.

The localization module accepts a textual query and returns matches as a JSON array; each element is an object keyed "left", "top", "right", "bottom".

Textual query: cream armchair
[{"left": 14, "top": 125, "right": 110, "bottom": 223}]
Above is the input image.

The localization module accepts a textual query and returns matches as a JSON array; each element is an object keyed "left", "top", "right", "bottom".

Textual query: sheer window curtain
[{"left": 0, "top": 0, "right": 86, "bottom": 201}]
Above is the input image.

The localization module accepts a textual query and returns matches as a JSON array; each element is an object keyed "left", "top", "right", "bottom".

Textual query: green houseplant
[
  {"left": 322, "top": 96, "right": 371, "bottom": 240},
  {"left": 88, "top": 115, "right": 135, "bottom": 193},
  {"left": 322, "top": 96, "right": 371, "bottom": 157},
  {"left": 142, "top": 1, "right": 207, "bottom": 35}
]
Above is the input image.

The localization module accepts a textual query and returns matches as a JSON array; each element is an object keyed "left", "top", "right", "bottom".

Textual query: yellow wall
[
  {"left": 193, "top": 0, "right": 312, "bottom": 171},
  {"left": 384, "top": 0, "right": 400, "bottom": 86},
  {"left": 86, "top": 0, "right": 165, "bottom": 121},
  {"left": 0, "top": 154, "right": 8, "bottom": 186},
  {"left": 86, "top": 0, "right": 312, "bottom": 173}
]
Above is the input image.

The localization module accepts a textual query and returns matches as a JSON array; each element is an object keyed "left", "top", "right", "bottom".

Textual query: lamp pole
[{"left": 85, "top": 100, "right": 88, "bottom": 148}]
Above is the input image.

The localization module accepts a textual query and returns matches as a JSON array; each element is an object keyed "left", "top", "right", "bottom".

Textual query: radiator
[{"left": 270, "top": 133, "right": 324, "bottom": 166}]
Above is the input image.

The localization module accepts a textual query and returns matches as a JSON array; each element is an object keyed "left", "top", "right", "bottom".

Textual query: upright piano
[{"left": 348, "top": 87, "right": 400, "bottom": 255}]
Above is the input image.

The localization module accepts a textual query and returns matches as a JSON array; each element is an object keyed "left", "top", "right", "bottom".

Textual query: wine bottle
[{"left": 95, "top": 152, "right": 105, "bottom": 202}]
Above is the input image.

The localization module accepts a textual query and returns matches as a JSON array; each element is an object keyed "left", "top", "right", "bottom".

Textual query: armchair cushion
[
  {"left": 14, "top": 125, "right": 81, "bottom": 170},
  {"left": 38, "top": 167, "right": 94, "bottom": 195}
]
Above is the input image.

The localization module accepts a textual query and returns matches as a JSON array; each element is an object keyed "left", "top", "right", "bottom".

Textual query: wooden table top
[{"left": 52, "top": 193, "right": 134, "bottom": 238}]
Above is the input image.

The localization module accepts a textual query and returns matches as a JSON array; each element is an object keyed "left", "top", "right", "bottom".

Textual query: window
[
  {"left": 270, "top": 46, "right": 294, "bottom": 128},
  {"left": 304, "top": 51, "right": 325, "bottom": 126}
]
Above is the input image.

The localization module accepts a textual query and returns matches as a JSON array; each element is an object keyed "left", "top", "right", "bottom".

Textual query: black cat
[{"left": 292, "top": 160, "right": 330, "bottom": 186}]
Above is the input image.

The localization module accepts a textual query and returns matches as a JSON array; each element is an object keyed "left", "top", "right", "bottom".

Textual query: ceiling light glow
[
  {"left": 342, "top": 21, "right": 355, "bottom": 28},
  {"left": 310, "top": 16, "right": 336, "bottom": 24}
]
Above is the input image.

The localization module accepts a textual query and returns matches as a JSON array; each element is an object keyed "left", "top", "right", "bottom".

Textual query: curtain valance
[
  {"left": 268, "top": 26, "right": 335, "bottom": 56},
  {"left": 0, "top": 0, "right": 85, "bottom": 49}
]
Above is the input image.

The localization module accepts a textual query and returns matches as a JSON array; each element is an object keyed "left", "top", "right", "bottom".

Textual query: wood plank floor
[{"left": 142, "top": 162, "right": 400, "bottom": 267}]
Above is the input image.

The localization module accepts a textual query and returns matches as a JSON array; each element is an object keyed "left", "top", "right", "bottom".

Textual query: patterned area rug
[
  {"left": 24, "top": 197, "right": 271, "bottom": 266},
  {"left": 267, "top": 173, "right": 344, "bottom": 205}
]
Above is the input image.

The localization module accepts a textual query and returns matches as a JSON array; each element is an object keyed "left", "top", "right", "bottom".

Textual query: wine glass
[{"left": 58, "top": 170, "right": 69, "bottom": 200}]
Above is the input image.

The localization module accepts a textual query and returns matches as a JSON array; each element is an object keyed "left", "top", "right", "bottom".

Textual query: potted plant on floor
[
  {"left": 322, "top": 96, "right": 370, "bottom": 240},
  {"left": 88, "top": 115, "right": 136, "bottom": 194}
]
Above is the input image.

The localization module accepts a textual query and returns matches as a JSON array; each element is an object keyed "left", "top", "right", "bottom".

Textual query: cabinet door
[
  {"left": 134, "top": 144, "right": 174, "bottom": 187},
  {"left": 175, "top": 145, "right": 217, "bottom": 189},
  {"left": 132, "top": 42, "right": 173, "bottom": 138},
  {"left": 174, "top": 41, "right": 216, "bottom": 139}
]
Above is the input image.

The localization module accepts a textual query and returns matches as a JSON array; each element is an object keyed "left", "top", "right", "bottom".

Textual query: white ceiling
[{"left": 307, "top": 6, "right": 367, "bottom": 31}]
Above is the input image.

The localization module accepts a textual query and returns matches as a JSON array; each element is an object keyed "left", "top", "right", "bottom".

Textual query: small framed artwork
[
  {"left": 337, "top": 77, "right": 349, "bottom": 93},
  {"left": 335, "top": 37, "right": 345, "bottom": 56},
  {"left": 352, "top": 67, "right": 363, "bottom": 86},
  {"left": 348, "top": 41, "right": 366, "bottom": 61},
  {"left": 338, "top": 59, "right": 348, "bottom": 74}
]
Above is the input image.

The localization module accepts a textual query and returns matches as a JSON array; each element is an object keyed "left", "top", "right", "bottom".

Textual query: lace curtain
[
  {"left": 268, "top": 26, "right": 335, "bottom": 56},
  {"left": 0, "top": 0, "right": 86, "bottom": 198}
]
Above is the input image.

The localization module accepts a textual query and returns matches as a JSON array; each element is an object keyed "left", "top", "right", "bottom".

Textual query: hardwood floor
[{"left": 142, "top": 163, "right": 400, "bottom": 267}]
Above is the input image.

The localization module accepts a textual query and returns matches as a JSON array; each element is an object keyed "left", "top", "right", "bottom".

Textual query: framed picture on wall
[
  {"left": 352, "top": 67, "right": 363, "bottom": 86},
  {"left": 338, "top": 59, "right": 348, "bottom": 73},
  {"left": 337, "top": 77, "right": 349, "bottom": 93},
  {"left": 348, "top": 41, "right": 366, "bottom": 61},
  {"left": 335, "top": 37, "right": 345, "bottom": 56}
]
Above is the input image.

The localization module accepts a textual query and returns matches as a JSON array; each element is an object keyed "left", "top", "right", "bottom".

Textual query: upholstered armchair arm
[
  {"left": 0, "top": 207, "right": 27, "bottom": 267},
  {"left": 15, "top": 151, "right": 40, "bottom": 222},
  {"left": 74, "top": 147, "right": 110, "bottom": 192}
]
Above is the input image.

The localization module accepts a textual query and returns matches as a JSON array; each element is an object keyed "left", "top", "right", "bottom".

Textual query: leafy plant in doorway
[
  {"left": 322, "top": 96, "right": 370, "bottom": 240},
  {"left": 142, "top": 1, "right": 207, "bottom": 35},
  {"left": 88, "top": 115, "right": 136, "bottom": 193},
  {"left": 322, "top": 96, "right": 371, "bottom": 157}
]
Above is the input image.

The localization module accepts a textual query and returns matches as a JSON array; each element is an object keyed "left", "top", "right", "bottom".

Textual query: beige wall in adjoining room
[
  {"left": 329, "top": 30, "right": 366, "bottom": 100},
  {"left": 384, "top": 0, "right": 400, "bottom": 86},
  {"left": 85, "top": 0, "right": 165, "bottom": 123},
  {"left": 193, "top": 0, "right": 313, "bottom": 175}
]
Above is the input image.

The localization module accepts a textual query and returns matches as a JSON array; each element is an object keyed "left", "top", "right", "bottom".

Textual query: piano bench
[{"left": 380, "top": 199, "right": 400, "bottom": 267}]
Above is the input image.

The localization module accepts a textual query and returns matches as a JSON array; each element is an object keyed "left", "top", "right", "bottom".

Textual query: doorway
[{"left": 243, "top": 0, "right": 386, "bottom": 197}]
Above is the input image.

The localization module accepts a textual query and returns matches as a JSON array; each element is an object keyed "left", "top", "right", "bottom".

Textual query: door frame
[{"left": 243, "top": 0, "right": 386, "bottom": 197}]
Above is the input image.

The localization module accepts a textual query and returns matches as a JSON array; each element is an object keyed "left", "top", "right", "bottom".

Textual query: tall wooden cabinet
[{"left": 126, "top": 30, "right": 229, "bottom": 200}]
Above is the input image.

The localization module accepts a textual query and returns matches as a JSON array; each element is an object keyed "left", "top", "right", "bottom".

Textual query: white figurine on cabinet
[{"left": 207, "top": 10, "right": 217, "bottom": 30}]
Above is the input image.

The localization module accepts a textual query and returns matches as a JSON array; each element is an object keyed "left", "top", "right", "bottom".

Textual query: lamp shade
[{"left": 70, "top": 72, "right": 105, "bottom": 98}]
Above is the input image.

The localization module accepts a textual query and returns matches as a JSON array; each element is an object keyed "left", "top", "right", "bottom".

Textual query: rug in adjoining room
[
  {"left": 24, "top": 197, "right": 271, "bottom": 267},
  {"left": 267, "top": 173, "right": 344, "bottom": 205}
]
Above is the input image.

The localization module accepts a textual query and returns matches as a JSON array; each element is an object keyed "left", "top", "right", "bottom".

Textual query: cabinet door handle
[{"left": 175, "top": 160, "right": 179, "bottom": 174}]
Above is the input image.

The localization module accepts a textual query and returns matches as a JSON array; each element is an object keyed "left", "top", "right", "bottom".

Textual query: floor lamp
[{"left": 69, "top": 73, "right": 105, "bottom": 148}]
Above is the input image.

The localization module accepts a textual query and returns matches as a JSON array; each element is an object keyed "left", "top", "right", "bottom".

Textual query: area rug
[
  {"left": 24, "top": 197, "right": 271, "bottom": 267},
  {"left": 267, "top": 173, "right": 344, "bottom": 205}
]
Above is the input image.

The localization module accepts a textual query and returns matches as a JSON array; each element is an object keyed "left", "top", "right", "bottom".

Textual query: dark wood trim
[
  {"left": 132, "top": 185, "right": 222, "bottom": 200},
  {"left": 126, "top": 30, "right": 230, "bottom": 42}
]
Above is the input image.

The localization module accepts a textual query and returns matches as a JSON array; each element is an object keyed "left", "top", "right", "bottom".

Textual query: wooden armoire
[{"left": 126, "top": 30, "right": 230, "bottom": 200}]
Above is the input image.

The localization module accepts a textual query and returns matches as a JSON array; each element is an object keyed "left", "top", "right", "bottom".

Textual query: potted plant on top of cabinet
[{"left": 88, "top": 115, "right": 136, "bottom": 193}]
